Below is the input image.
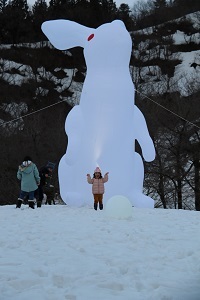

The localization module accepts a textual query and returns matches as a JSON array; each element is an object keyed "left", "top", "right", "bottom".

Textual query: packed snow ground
[{"left": 0, "top": 205, "right": 200, "bottom": 300}]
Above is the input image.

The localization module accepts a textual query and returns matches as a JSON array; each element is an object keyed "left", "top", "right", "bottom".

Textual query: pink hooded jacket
[{"left": 87, "top": 173, "right": 108, "bottom": 194}]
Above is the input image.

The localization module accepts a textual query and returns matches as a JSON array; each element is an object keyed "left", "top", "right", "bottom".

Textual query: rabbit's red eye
[{"left": 88, "top": 34, "right": 94, "bottom": 41}]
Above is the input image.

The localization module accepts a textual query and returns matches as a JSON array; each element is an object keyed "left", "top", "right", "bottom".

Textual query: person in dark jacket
[
  {"left": 36, "top": 162, "right": 55, "bottom": 207},
  {"left": 17, "top": 156, "right": 40, "bottom": 209}
]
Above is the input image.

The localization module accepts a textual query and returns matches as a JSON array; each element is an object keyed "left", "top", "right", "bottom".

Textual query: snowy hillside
[
  {"left": 132, "top": 12, "right": 200, "bottom": 97},
  {"left": 0, "top": 205, "right": 200, "bottom": 300},
  {"left": 0, "top": 12, "right": 199, "bottom": 124}
]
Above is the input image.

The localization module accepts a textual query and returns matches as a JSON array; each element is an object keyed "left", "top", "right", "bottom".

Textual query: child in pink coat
[{"left": 87, "top": 167, "right": 109, "bottom": 210}]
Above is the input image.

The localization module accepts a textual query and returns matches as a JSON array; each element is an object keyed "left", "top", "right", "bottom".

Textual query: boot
[
  {"left": 29, "top": 201, "right": 35, "bottom": 209},
  {"left": 99, "top": 203, "right": 103, "bottom": 210},
  {"left": 94, "top": 203, "right": 97, "bottom": 210},
  {"left": 37, "top": 201, "right": 42, "bottom": 208},
  {"left": 16, "top": 198, "right": 23, "bottom": 208}
]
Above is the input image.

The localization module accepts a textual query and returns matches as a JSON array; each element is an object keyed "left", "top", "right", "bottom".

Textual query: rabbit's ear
[{"left": 42, "top": 20, "right": 94, "bottom": 50}]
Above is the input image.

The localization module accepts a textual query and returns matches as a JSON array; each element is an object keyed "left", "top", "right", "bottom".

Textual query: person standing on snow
[
  {"left": 16, "top": 156, "right": 40, "bottom": 209},
  {"left": 87, "top": 167, "right": 109, "bottom": 210},
  {"left": 37, "top": 162, "right": 56, "bottom": 207}
]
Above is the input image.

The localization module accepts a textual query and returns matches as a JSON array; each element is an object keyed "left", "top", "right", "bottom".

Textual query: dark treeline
[
  {"left": 0, "top": 0, "right": 200, "bottom": 44},
  {"left": 0, "top": 0, "right": 133, "bottom": 44},
  {"left": 134, "top": 0, "right": 200, "bottom": 29}
]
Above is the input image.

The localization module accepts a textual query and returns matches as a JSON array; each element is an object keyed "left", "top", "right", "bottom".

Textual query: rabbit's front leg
[{"left": 134, "top": 105, "right": 155, "bottom": 162}]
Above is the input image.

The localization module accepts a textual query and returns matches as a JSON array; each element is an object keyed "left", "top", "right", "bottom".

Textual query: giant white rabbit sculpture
[{"left": 42, "top": 19, "right": 155, "bottom": 208}]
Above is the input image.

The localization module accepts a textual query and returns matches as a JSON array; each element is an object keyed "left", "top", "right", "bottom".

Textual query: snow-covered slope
[
  {"left": 0, "top": 205, "right": 200, "bottom": 300},
  {"left": 132, "top": 12, "right": 200, "bottom": 97},
  {"left": 0, "top": 13, "right": 199, "bottom": 113}
]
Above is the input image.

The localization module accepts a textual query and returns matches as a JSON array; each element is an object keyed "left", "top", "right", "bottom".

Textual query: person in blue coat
[{"left": 16, "top": 156, "right": 40, "bottom": 209}]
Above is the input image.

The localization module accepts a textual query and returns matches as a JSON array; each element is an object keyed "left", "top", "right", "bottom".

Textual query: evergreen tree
[
  {"left": 48, "top": 0, "right": 75, "bottom": 20},
  {"left": 0, "top": 0, "right": 7, "bottom": 11},
  {"left": 12, "top": 0, "right": 29, "bottom": 18},
  {"left": 89, "top": 0, "right": 102, "bottom": 27},
  {"left": 32, "top": 0, "right": 48, "bottom": 41},
  {"left": 3, "top": 0, "right": 32, "bottom": 43},
  {"left": 117, "top": 3, "right": 134, "bottom": 30},
  {"left": 153, "top": 0, "right": 167, "bottom": 10},
  {"left": 101, "top": 0, "right": 117, "bottom": 23},
  {"left": 0, "top": 0, "right": 8, "bottom": 42},
  {"left": 152, "top": 0, "right": 169, "bottom": 25}
]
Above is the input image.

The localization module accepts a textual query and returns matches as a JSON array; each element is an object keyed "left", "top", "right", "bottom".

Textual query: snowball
[{"left": 105, "top": 195, "right": 133, "bottom": 219}]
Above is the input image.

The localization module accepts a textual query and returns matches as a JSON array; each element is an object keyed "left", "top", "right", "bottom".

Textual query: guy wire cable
[{"left": 0, "top": 89, "right": 200, "bottom": 130}]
